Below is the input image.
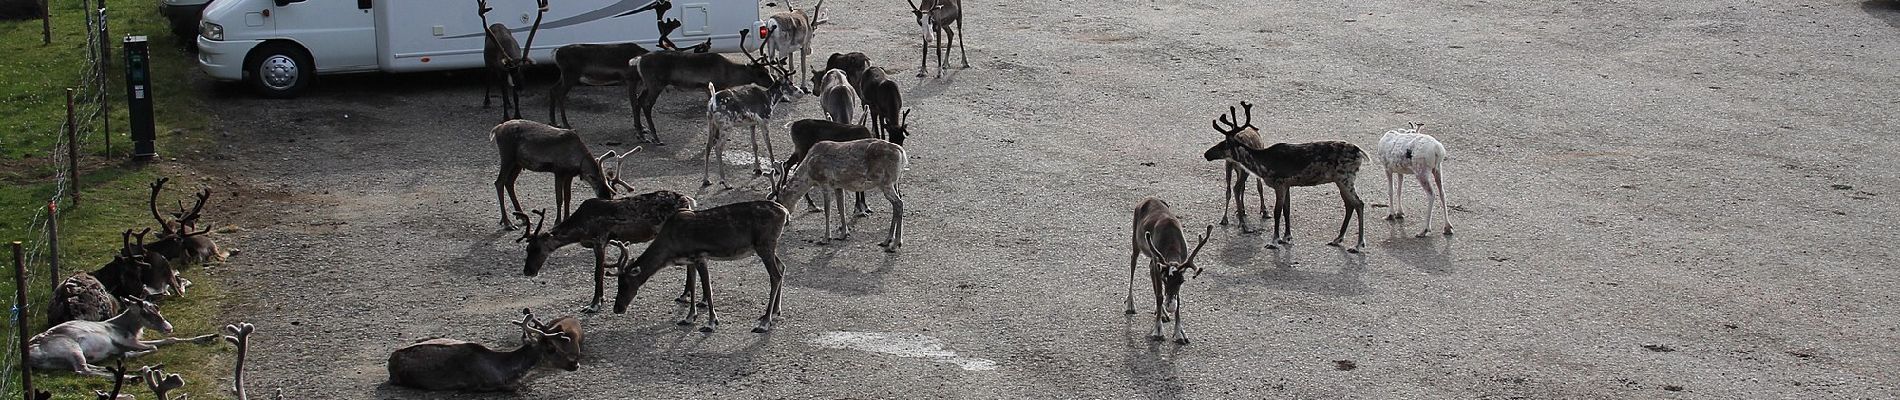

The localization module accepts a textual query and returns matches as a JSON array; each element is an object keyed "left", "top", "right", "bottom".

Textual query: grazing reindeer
[
  {"left": 773, "top": 138, "right": 908, "bottom": 251},
  {"left": 858, "top": 67, "right": 906, "bottom": 140},
  {"left": 906, "top": 0, "right": 967, "bottom": 78},
  {"left": 629, "top": 30, "right": 791, "bottom": 144},
  {"left": 478, "top": 0, "right": 549, "bottom": 121},
  {"left": 386, "top": 312, "right": 580, "bottom": 392},
  {"left": 763, "top": 0, "right": 825, "bottom": 87},
  {"left": 27, "top": 297, "right": 217, "bottom": 378},
  {"left": 701, "top": 62, "right": 807, "bottom": 187},
  {"left": 1204, "top": 102, "right": 1369, "bottom": 252},
  {"left": 1201, "top": 107, "right": 1271, "bottom": 233},
  {"left": 816, "top": 69, "right": 860, "bottom": 124},
  {"left": 519, "top": 190, "right": 698, "bottom": 313},
  {"left": 1126, "top": 198, "right": 1211, "bottom": 344},
  {"left": 613, "top": 200, "right": 790, "bottom": 333},
  {"left": 145, "top": 178, "right": 226, "bottom": 267},
  {"left": 490, "top": 119, "right": 637, "bottom": 229},
  {"left": 1378, "top": 122, "right": 1453, "bottom": 237},
  {"left": 781, "top": 118, "right": 911, "bottom": 214}
]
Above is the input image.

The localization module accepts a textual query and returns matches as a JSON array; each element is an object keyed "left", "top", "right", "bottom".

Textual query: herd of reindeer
[{"left": 14, "top": 0, "right": 1462, "bottom": 396}]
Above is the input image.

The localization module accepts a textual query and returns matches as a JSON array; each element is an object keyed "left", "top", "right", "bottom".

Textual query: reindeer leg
[
  {"left": 1256, "top": 179, "right": 1269, "bottom": 221},
  {"left": 817, "top": 190, "right": 834, "bottom": 245},
  {"left": 1219, "top": 165, "right": 1234, "bottom": 226},
  {"left": 696, "top": 262, "right": 719, "bottom": 332},
  {"left": 497, "top": 167, "right": 525, "bottom": 230},
  {"left": 1415, "top": 173, "right": 1437, "bottom": 238},
  {"left": 747, "top": 125, "right": 765, "bottom": 176},
  {"left": 957, "top": 19, "right": 969, "bottom": 68},
  {"left": 701, "top": 124, "right": 719, "bottom": 187},
  {"left": 878, "top": 186, "right": 902, "bottom": 252},
  {"left": 1435, "top": 169, "right": 1453, "bottom": 235},
  {"left": 855, "top": 192, "right": 872, "bottom": 216},
  {"left": 764, "top": 124, "right": 778, "bottom": 180},
  {"left": 582, "top": 245, "right": 605, "bottom": 314},
  {"left": 139, "top": 334, "right": 218, "bottom": 347},
  {"left": 1171, "top": 293, "right": 1189, "bottom": 344},
  {"left": 835, "top": 188, "right": 851, "bottom": 239},
  {"left": 917, "top": 32, "right": 929, "bottom": 77},
  {"left": 675, "top": 263, "right": 697, "bottom": 305},
  {"left": 1125, "top": 250, "right": 1139, "bottom": 314},
  {"left": 752, "top": 250, "right": 785, "bottom": 333},
  {"left": 1232, "top": 168, "right": 1255, "bottom": 233},
  {"left": 1148, "top": 264, "right": 1166, "bottom": 340},
  {"left": 934, "top": 29, "right": 946, "bottom": 78},
  {"left": 484, "top": 67, "right": 495, "bottom": 108},
  {"left": 555, "top": 175, "right": 575, "bottom": 224}
]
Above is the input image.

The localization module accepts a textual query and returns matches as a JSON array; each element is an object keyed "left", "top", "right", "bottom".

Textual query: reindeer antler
[
  {"left": 148, "top": 178, "right": 172, "bottom": 231},
  {"left": 222, "top": 322, "right": 255, "bottom": 400},
  {"left": 520, "top": 0, "right": 550, "bottom": 62},
  {"left": 1185, "top": 225, "right": 1213, "bottom": 278},
  {"left": 175, "top": 188, "right": 211, "bottom": 229},
  {"left": 737, "top": 29, "right": 758, "bottom": 62}
]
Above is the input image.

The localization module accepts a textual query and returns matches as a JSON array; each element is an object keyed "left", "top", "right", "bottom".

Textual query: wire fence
[{"left": 4, "top": 0, "right": 116, "bottom": 396}]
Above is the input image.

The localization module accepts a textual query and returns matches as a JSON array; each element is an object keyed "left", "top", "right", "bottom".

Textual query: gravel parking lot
[{"left": 188, "top": 0, "right": 1899, "bottom": 398}]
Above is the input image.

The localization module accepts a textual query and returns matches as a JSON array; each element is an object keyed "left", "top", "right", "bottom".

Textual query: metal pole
[
  {"left": 99, "top": 1, "right": 111, "bottom": 149},
  {"left": 45, "top": 201, "right": 58, "bottom": 297},
  {"left": 65, "top": 104, "right": 80, "bottom": 207},
  {"left": 11, "top": 241, "right": 34, "bottom": 398},
  {"left": 40, "top": 0, "right": 50, "bottom": 45}
]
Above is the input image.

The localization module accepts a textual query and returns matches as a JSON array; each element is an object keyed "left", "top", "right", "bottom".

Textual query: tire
[{"left": 245, "top": 42, "right": 313, "bottom": 99}]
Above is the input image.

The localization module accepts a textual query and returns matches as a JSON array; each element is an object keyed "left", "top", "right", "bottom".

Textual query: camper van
[{"left": 195, "top": 0, "right": 760, "bottom": 98}]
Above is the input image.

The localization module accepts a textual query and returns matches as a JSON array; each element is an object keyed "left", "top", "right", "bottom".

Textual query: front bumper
[{"left": 196, "top": 37, "right": 260, "bottom": 81}]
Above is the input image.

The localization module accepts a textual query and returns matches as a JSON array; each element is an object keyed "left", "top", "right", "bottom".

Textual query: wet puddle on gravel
[{"left": 810, "top": 331, "right": 998, "bottom": 371}]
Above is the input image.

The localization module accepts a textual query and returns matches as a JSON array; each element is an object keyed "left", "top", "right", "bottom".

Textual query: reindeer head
[
  {"left": 515, "top": 309, "right": 581, "bottom": 371},
  {"left": 886, "top": 108, "right": 914, "bottom": 146},
  {"left": 596, "top": 147, "right": 641, "bottom": 195},
  {"left": 519, "top": 209, "right": 554, "bottom": 276},
  {"left": 121, "top": 296, "right": 174, "bottom": 334},
  {"left": 1148, "top": 225, "right": 1212, "bottom": 297},
  {"left": 1203, "top": 101, "right": 1258, "bottom": 161}
]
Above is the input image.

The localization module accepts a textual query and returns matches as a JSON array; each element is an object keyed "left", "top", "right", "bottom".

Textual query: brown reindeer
[
  {"left": 145, "top": 178, "right": 225, "bottom": 268},
  {"left": 906, "top": 0, "right": 967, "bottom": 78},
  {"left": 1203, "top": 101, "right": 1368, "bottom": 252},
  {"left": 519, "top": 190, "right": 698, "bottom": 313},
  {"left": 1127, "top": 198, "right": 1212, "bottom": 344},
  {"left": 490, "top": 119, "right": 636, "bottom": 229},
  {"left": 478, "top": 0, "right": 548, "bottom": 121},
  {"left": 613, "top": 201, "right": 790, "bottom": 333}
]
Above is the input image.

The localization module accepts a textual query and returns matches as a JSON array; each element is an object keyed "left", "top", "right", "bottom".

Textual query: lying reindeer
[
  {"left": 27, "top": 297, "right": 217, "bottom": 378},
  {"left": 387, "top": 310, "right": 580, "bottom": 392}
]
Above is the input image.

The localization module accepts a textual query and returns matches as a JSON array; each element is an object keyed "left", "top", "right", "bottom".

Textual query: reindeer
[
  {"left": 490, "top": 119, "right": 637, "bottom": 229},
  {"left": 518, "top": 190, "right": 698, "bottom": 313},
  {"left": 26, "top": 297, "right": 218, "bottom": 378},
  {"left": 145, "top": 178, "right": 226, "bottom": 268},
  {"left": 700, "top": 60, "right": 806, "bottom": 188},
  {"left": 813, "top": 52, "right": 869, "bottom": 93},
  {"left": 1377, "top": 122, "right": 1453, "bottom": 237},
  {"left": 816, "top": 69, "right": 860, "bottom": 125},
  {"left": 858, "top": 67, "right": 907, "bottom": 140},
  {"left": 1199, "top": 108, "right": 1272, "bottom": 233},
  {"left": 478, "top": 0, "right": 548, "bottom": 121},
  {"left": 386, "top": 311, "right": 580, "bottom": 392},
  {"left": 779, "top": 118, "right": 910, "bottom": 215},
  {"left": 47, "top": 273, "right": 114, "bottom": 325},
  {"left": 1126, "top": 198, "right": 1212, "bottom": 344},
  {"left": 906, "top": 0, "right": 967, "bottom": 78},
  {"left": 96, "top": 229, "right": 183, "bottom": 300},
  {"left": 613, "top": 200, "right": 790, "bottom": 333},
  {"left": 762, "top": 0, "right": 825, "bottom": 88},
  {"left": 1204, "top": 102, "right": 1368, "bottom": 252},
  {"left": 546, "top": 42, "right": 649, "bottom": 128},
  {"left": 630, "top": 30, "right": 791, "bottom": 144},
  {"left": 773, "top": 139, "right": 908, "bottom": 251}
]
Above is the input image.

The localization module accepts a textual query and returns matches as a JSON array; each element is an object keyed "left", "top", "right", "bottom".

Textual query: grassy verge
[{"left": 2, "top": 2, "right": 230, "bottom": 399}]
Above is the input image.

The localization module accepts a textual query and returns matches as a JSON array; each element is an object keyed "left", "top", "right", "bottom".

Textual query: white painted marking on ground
[{"left": 810, "top": 331, "right": 998, "bottom": 371}]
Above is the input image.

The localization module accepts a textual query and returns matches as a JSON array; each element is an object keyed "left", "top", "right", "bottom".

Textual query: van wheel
[{"left": 245, "top": 43, "right": 312, "bottom": 99}]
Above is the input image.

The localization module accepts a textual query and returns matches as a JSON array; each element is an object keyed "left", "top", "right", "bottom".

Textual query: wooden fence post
[
  {"left": 45, "top": 201, "right": 59, "bottom": 297},
  {"left": 11, "top": 241, "right": 33, "bottom": 399}
]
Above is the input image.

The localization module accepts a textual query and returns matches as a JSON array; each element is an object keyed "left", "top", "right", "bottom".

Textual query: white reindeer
[{"left": 1376, "top": 122, "right": 1452, "bottom": 237}]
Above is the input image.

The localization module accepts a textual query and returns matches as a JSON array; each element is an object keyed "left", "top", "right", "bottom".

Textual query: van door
[{"left": 270, "top": 0, "right": 378, "bottom": 72}]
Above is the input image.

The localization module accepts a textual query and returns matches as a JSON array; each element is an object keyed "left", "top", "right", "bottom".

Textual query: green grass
[{"left": 2, "top": 2, "right": 230, "bottom": 399}]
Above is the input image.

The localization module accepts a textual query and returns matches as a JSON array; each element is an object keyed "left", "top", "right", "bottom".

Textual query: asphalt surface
[{"left": 185, "top": 0, "right": 1900, "bottom": 398}]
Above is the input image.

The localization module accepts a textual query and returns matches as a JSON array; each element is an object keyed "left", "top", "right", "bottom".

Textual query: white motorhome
[{"left": 195, "top": 0, "right": 760, "bottom": 98}]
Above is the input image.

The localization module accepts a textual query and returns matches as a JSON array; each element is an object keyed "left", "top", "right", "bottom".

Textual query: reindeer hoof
[
  {"left": 580, "top": 305, "right": 601, "bottom": 314},
  {"left": 1347, "top": 247, "right": 1362, "bottom": 254},
  {"left": 1265, "top": 244, "right": 1281, "bottom": 250},
  {"left": 674, "top": 296, "right": 693, "bottom": 304},
  {"left": 1416, "top": 230, "right": 1431, "bottom": 238},
  {"left": 751, "top": 326, "right": 771, "bottom": 333},
  {"left": 1326, "top": 241, "right": 1342, "bottom": 247},
  {"left": 1124, "top": 309, "right": 1136, "bottom": 315},
  {"left": 915, "top": 72, "right": 927, "bottom": 78},
  {"left": 699, "top": 326, "right": 716, "bottom": 333},
  {"left": 701, "top": 180, "right": 714, "bottom": 187},
  {"left": 1147, "top": 334, "right": 1165, "bottom": 342},
  {"left": 1444, "top": 227, "right": 1455, "bottom": 236},
  {"left": 1385, "top": 213, "right": 1403, "bottom": 220},
  {"left": 1174, "top": 337, "right": 1191, "bottom": 345},
  {"left": 678, "top": 319, "right": 694, "bottom": 326}
]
